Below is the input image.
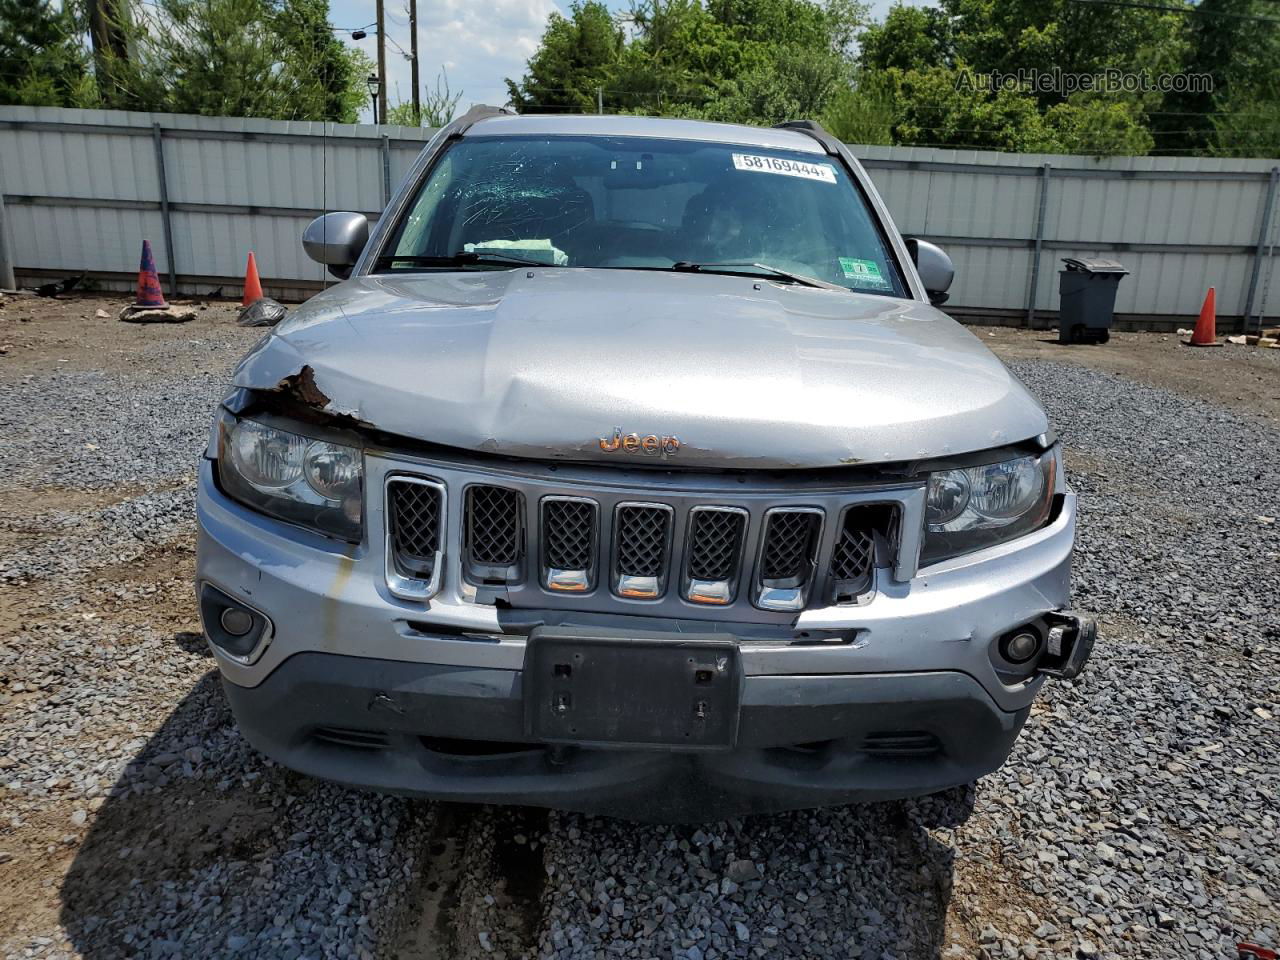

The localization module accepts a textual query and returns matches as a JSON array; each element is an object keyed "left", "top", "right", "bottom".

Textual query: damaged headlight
[
  {"left": 921, "top": 448, "right": 1058, "bottom": 565},
  {"left": 216, "top": 412, "right": 363, "bottom": 542}
]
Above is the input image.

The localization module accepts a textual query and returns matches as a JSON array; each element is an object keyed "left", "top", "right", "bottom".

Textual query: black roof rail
[
  {"left": 773, "top": 119, "right": 842, "bottom": 156},
  {"left": 448, "top": 104, "right": 515, "bottom": 137}
]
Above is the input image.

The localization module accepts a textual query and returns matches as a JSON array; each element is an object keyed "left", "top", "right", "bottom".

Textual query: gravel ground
[{"left": 0, "top": 297, "right": 1276, "bottom": 960}]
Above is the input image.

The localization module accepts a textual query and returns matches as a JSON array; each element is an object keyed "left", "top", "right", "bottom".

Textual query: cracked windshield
[{"left": 384, "top": 135, "right": 907, "bottom": 295}]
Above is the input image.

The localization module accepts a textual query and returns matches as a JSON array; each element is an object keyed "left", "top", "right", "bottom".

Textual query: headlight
[
  {"left": 216, "top": 412, "right": 363, "bottom": 542},
  {"left": 921, "top": 448, "right": 1057, "bottom": 564}
]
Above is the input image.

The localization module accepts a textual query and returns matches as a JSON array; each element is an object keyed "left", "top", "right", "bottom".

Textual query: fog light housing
[
  {"left": 219, "top": 607, "right": 255, "bottom": 637},
  {"left": 200, "top": 584, "right": 271, "bottom": 664},
  {"left": 1003, "top": 631, "right": 1040, "bottom": 663}
]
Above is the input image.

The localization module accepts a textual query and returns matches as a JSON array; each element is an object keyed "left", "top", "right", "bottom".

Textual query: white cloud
[{"left": 330, "top": 0, "right": 560, "bottom": 119}]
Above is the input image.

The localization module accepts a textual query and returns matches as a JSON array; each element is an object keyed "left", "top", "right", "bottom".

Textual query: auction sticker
[
  {"left": 732, "top": 153, "right": 836, "bottom": 183},
  {"left": 839, "top": 257, "right": 893, "bottom": 290}
]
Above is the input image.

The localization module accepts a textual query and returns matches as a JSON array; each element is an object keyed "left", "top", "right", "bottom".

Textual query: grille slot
[
  {"left": 754, "top": 509, "right": 822, "bottom": 611},
  {"left": 612, "top": 503, "right": 673, "bottom": 598},
  {"left": 862, "top": 731, "right": 941, "bottom": 758},
  {"left": 387, "top": 478, "right": 443, "bottom": 580},
  {"left": 465, "top": 485, "right": 522, "bottom": 565},
  {"left": 760, "top": 510, "right": 821, "bottom": 581},
  {"left": 542, "top": 497, "right": 598, "bottom": 592},
  {"left": 313, "top": 727, "right": 389, "bottom": 750},
  {"left": 829, "top": 503, "right": 899, "bottom": 603},
  {"left": 684, "top": 507, "right": 747, "bottom": 604}
]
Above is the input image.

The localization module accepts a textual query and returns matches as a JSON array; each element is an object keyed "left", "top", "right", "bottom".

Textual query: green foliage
[
  {"left": 0, "top": 0, "right": 97, "bottom": 107},
  {"left": 505, "top": 0, "right": 1280, "bottom": 156},
  {"left": 1046, "top": 98, "right": 1154, "bottom": 156},
  {"left": 505, "top": 1, "right": 624, "bottom": 114},
  {"left": 386, "top": 71, "right": 464, "bottom": 128},
  {"left": 858, "top": 6, "right": 953, "bottom": 74},
  {"left": 506, "top": 0, "right": 866, "bottom": 123},
  {"left": 0, "top": 0, "right": 369, "bottom": 121},
  {"left": 821, "top": 73, "right": 895, "bottom": 146}
]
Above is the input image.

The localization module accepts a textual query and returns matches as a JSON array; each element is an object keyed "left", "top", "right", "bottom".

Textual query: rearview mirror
[
  {"left": 303, "top": 212, "right": 369, "bottom": 280},
  {"left": 905, "top": 238, "right": 954, "bottom": 306}
]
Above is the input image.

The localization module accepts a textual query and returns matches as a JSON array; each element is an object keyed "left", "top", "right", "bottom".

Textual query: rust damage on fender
[
  {"left": 248, "top": 363, "right": 373, "bottom": 434},
  {"left": 274, "top": 365, "right": 330, "bottom": 409}
]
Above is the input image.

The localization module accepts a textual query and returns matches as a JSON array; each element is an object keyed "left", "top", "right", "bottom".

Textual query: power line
[{"left": 1070, "top": 0, "right": 1280, "bottom": 22}]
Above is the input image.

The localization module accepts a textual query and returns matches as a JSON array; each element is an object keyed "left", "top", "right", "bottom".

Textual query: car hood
[{"left": 232, "top": 269, "right": 1048, "bottom": 469}]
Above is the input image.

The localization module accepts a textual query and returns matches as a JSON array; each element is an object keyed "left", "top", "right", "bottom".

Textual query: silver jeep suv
[{"left": 196, "top": 111, "right": 1093, "bottom": 820}]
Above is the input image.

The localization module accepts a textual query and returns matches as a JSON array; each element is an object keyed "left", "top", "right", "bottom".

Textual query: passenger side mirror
[
  {"left": 303, "top": 212, "right": 369, "bottom": 280},
  {"left": 905, "top": 238, "right": 954, "bottom": 307}
]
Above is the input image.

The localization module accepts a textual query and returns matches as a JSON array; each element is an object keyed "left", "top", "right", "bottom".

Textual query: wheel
[
  {"left": 1070, "top": 323, "right": 1087, "bottom": 344},
  {"left": 1094, "top": 329, "right": 1111, "bottom": 344}
]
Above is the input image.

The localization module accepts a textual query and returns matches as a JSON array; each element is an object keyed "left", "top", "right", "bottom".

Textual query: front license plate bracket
[{"left": 523, "top": 628, "right": 741, "bottom": 750}]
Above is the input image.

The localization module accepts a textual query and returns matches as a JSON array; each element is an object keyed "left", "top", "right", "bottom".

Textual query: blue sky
[{"left": 329, "top": 0, "right": 906, "bottom": 123}]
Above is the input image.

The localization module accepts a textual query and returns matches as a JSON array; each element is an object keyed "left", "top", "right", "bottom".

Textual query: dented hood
[{"left": 233, "top": 269, "right": 1048, "bottom": 469}]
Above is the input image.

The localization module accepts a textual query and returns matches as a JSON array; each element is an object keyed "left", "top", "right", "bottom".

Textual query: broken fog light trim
[{"left": 215, "top": 410, "right": 364, "bottom": 543}]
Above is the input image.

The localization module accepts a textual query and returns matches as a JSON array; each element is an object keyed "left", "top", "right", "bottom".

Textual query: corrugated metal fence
[{"left": 2, "top": 105, "right": 1277, "bottom": 329}]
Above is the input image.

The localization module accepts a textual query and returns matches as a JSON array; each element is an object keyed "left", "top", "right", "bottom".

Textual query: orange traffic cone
[
  {"left": 241, "top": 252, "right": 263, "bottom": 307},
  {"left": 134, "top": 239, "right": 168, "bottom": 308},
  {"left": 1187, "top": 287, "right": 1221, "bottom": 347}
]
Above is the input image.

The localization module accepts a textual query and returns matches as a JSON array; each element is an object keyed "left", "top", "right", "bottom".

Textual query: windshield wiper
[
  {"left": 374, "top": 250, "right": 550, "bottom": 270},
  {"left": 669, "top": 261, "right": 847, "bottom": 291}
]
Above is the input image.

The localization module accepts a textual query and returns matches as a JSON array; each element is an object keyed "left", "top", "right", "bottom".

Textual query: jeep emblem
[{"left": 599, "top": 428, "right": 680, "bottom": 457}]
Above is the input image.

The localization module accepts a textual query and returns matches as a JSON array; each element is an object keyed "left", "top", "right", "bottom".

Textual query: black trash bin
[{"left": 1058, "top": 257, "right": 1128, "bottom": 344}]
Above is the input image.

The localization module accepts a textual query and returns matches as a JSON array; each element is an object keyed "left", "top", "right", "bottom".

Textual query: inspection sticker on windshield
[
  {"left": 839, "top": 257, "right": 893, "bottom": 290},
  {"left": 731, "top": 153, "right": 836, "bottom": 183}
]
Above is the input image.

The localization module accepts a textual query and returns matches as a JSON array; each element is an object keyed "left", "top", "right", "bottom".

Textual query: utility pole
[
  {"left": 85, "top": 0, "right": 130, "bottom": 104},
  {"left": 376, "top": 0, "right": 387, "bottom": 125},
  {"left": 597, "top": 86, "right": 603, "bottom": 114},
  {"left": 409, "top": 0, "right": 420, "bottom": 125}
]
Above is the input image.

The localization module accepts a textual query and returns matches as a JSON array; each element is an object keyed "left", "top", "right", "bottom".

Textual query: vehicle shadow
[
  {"left": 60, "top": 661, "right": 975, "bottom": 959},
  {"left": 57, "top": 668, "right": 426, "bottom": 959}
]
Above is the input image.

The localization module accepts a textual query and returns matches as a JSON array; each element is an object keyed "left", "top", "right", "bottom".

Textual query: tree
[
  {"left": 0, "top": 0, "right": 370, "bottom": 121},
  {"left": 507, "top": 0, "right": 866, "bottom": 122},
  {"left": 821, "top": 71, "right": 896, "bottom": 146},
  {"left": 1155, "top": 0, "right": 1280, "bottom": 156},
  {"left": 850, "top": 0, "right": 1180, "bottom": 155},
  {"left": 506, "top": 1, "right": 623, "bottom": 113},
  {"left": 0, "top": 0, "right": 97, "bottom": 107},
  {"left": 386, "top": 70, "right": 464, "bottom": 128}
]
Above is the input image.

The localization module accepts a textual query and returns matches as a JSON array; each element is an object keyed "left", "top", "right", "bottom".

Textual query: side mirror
[
  {"left": 905, "top": 238, "right": 954, "bottom": 306},
  {"left": 303, "top": 212, "right": 369, "bottom": 280}
]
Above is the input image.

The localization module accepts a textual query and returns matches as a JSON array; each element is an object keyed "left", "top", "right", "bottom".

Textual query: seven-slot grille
[
  {"left": 386, "top": 477, "right": 897, "bottom": 608},
  {"left": 387, "top": 478, "right": 442, "bottom": 579}
]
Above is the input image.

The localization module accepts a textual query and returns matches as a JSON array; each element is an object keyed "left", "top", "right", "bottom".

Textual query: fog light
[
  {"left": 199, "top": 583, "right": 271, "bottom": 664},
  {"left": 1003, "top": 631, "right": 1040, "bottom": 663},
  {"left": 220, "top": 607, "right": 255, "bottom": 637}
]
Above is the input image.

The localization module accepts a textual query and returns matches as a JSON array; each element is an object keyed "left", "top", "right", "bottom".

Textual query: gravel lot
[{"left": 0, "top": 295, "right": 1276, "bottom": 960}]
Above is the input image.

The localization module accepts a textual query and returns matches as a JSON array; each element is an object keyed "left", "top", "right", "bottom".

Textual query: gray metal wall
[
  {"left": 0, "top": 106, "right": 433, "bottom": 301},
  {"left": 2, "top": 105, "right": 1277, "bottom": 328}
]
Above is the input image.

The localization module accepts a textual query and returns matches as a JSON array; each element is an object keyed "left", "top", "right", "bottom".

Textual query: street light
[{"left": 366, "top": 73, "right": 382, "bottom": 124}]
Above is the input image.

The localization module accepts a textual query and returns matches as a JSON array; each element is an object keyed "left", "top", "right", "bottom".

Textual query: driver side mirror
[
  {"left": 303, "top": 212, "right": 369, "bottom": 280},
  {"left": 905, "top": 238, "right": 954, "bottom": 306}
]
